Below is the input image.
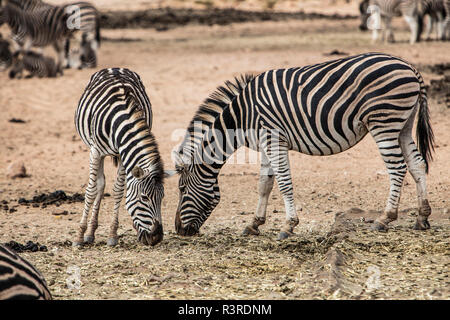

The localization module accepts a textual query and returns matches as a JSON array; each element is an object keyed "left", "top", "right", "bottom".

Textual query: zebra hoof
[
  {"left": 107, "top": 238, "right": 118, "bottom": 246},
  {"left": 414, "top": 218, "right": 430, "bottom": 230},
  {"left": 371, "top": 221, "right": 389, "bottom": 232},
  {"left": 277, "top": 231, "right": 291, "bottom": 241},
  {"left": 83, "top": 235, "right": 95, "bottom": 244},
  {"left": 242, "top": 226, "right": 260, "bottom": 236},
  {"left": 72, "top": 241, "right": 83, "bottom": 247}
]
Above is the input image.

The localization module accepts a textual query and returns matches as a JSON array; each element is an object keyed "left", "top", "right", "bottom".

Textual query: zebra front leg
[
  {"left": 53, "top": 40, "right": 65, "bottom": 75},
  {"left": 83, "top": 156, "right": 105, "bottom": 244},
  {"left": 242, "top": 152, "right": 274, "bottom": 236},
  {"left": 372, "top": 136, "right": 407, "bottom": 232},
  {"left": 404, "top": 14, "right": 419, "bottom": 44},
  {"left": 107, "top": 163, "right": 126, "bottom": 246},
  {"left": 74, "top": 148, "right": 102, "bottom": 246},
  {"left": 424, "top": 15, "right": 433, "bottom": 40},
  {"left": 265, "top": 144, "right": 299, "bottom": 240}
]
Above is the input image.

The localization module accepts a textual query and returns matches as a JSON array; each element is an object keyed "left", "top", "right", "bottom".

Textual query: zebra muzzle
[{"left": 139, "top": 221, "right": 163, "bottom": 246}]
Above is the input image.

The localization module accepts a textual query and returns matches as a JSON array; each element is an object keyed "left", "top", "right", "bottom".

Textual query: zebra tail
[
  {"left": 96, "top": 14, "right": 101, "bottom": 48},
  {"left": 416, "top": 80, "right": 435, "bottom": 174}
]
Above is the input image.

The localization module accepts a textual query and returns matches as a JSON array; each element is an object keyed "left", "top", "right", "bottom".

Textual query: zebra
[
  {"left": 0, "top": 34, "right": 12, "bottom": 71},
  {"left": 74, "top": 68, "right": 170, "bottom": 247},
  {"left": 0, "top": 244, "right": 52, "bottom": 300},
  {"left": 1, "top": 0, "right": 100, "bottom": 68},
  {"left": 172, "top": 52, "right": 434, "bottom": 240},
  {"left": 417, "top": 0, "right": 449, "bottom": 40},
  {"left": 0, "top": 0, "right": 73, "bottom": 73},
  {"left": 359, "top": 0, "right": 424, "bottom": 44},
  {"left": 9, "top": 50, "right": 57, "bottom": 78}
]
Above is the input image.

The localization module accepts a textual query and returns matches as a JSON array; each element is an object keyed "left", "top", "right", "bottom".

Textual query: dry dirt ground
[{"left": 0, "top": 9, "right": 449, "bottom": 300}]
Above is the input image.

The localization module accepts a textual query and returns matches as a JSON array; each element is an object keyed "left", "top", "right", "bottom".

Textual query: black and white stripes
[
  {"left": 0, "top": 244, "right": 51, "bottom": 300},
  {"left": 75, "top": 68, "right": 167, "bottom": 247},
  {"left": 173, "top": 52, "right": 434, "bottom": 239}
]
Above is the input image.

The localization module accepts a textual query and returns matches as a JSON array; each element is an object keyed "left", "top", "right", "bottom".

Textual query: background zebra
[
  {"left": 0, "top": 0, "right": 100, "bottom": 70},
  {"left": 9, "top": 50, "right": 57, "bottom": 78},
  {"left": 75, "top": 68, "right": 169, "bottom": 247},
  {"left": 417, "top": 0, "right": 449, "bottom": 40},
  {"left": 0, "top": 0, "right": 73, "bottom": 73},
  {"left": 359, "top": 0, "right": 424, "bottom": 43},
  {"left": 0, "top": 244, "right": 52, "bottom": 300},
  {"left": 172, "top": 52, "right": 434, "bottom": 240},
  {"left": 0, "top": 34, "right": 12, "bottom": 71}
]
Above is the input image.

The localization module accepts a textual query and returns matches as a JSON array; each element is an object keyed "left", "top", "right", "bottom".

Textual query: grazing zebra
[
  {"left": 0, "top": 0, "right": 73, "bottom": 73},
  {"left": 9, "top": 50, "right": 57, "bottom": 78},
  {"left": 418, "top": 0, "right": 448, "bottom": 40},
  {"left": 1, "top": 0, "right": 100, "bottom": 68},
  {"left": 172, "top": 52, "right": 434, "bottom": 240},
  {"left": 75, "top": 68, "right": 169, "bottom": 247},
  {"left": 0, "top": 34, "right": 12, "bottom": 71},
  {"left": 359, "top": 0, "right": 423, "bottom": 44},
  {"left": 0, "top": 244, "right": 52, "bottom": 300}
]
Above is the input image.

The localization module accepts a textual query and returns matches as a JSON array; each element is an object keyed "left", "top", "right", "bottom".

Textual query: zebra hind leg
[
  {"left": 371, "top": 131, "right": 408, "bottom": 232},
  {"left": 107, "top": 162, "right": 126, "bottom": 246},
  {"left": 399, "top": 111, "right": 431, "bottom": 230},
  {"left": 242, "top": 152, "right": 274, "bottom": 236}
]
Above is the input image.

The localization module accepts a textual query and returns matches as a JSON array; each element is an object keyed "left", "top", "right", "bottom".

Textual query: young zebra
[
  {"left": 0, "top": 0, "right": 73, "bottom": 73},
  {"left": 75, "top": 68, "right": 169, "bottom": 247},
  {"left": 359, "top": 0, "right": 423, "bottom": 44},
  {"left": 9, "top": 50, "right": 57, "bottom": 78},
  {"left": 172, "top": 52, "right": 434, "bottom": 240},
  {"left": 0, "top": 244, "right": 52, "bottom": 300}
]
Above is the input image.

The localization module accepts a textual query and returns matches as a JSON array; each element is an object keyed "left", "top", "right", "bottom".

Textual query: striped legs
[
  {"left": 265, "top": 142, "right": 299, "bottom": 240},
  {"left": 107, "top": 163, "right": 126, "bottom": 246},
  {"left": 242, "top": 152, "right": 274, "bottom": 236},
  {"left": 74, "top": 148, "right": 105, "bottom": 246},
  {"left": 371, "top": 130, "right": 407, "bottom": 231},
  {"left": 399, "top": 112, "right": 431, "bottom": 230}
]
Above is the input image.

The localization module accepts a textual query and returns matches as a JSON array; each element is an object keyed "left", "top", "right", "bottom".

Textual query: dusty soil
[{"left": 0, "top": 6, "right": 449, "bottom": 300}]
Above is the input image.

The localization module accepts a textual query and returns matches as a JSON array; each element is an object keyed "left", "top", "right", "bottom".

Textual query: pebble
[{"left": 6, "top": 161, "right": 27, "bottom": 179}]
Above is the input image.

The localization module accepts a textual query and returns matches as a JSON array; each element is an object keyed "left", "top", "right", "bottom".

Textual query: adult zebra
[
  {"left": 0, "top": 0, "right": 73, "bottom": 73},
  {"left": 75, "top": 68, "right": 169, "bottom": 247},
  {"left": 419, "top": 0, "right": 449, "bottom": 40},
  {"left": 0, "top": 244, "right": 52, "bottom": 300},
  {"left": 172, "top": 53, "right": 434, "bottom": 240},
  {"left": 359, "top": 0, "right": 423, "bottom": 44}
]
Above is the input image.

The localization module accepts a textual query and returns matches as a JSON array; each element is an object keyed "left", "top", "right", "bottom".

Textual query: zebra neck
[
  {"left": 115, "top": 118, "right": 162, "bottom": 179},
  {"left": 184, "top": 98, "right": 246, "bottom": 171}
]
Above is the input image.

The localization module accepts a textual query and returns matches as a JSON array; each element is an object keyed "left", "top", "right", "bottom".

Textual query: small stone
[{"left": 6, "top": 161, "right": 27, "bottom": 179}]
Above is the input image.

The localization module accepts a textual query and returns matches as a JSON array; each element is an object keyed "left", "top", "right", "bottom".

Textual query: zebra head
[
  {"left": 173, "top": 151, "right": 221, "bottom": 236},
  {"left": 359, "top": 0, "right": 370, "bottom": 31},
  {"left": 126, "top": 164, "right": 165, "bottom": 246},
  {"left": 0, "top": 35, "right": 12, "bottom": 71}
]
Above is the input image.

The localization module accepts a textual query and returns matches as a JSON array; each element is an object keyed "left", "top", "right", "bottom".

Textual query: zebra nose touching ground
[
  {"left": 172, "top": 52, "right": 434, "bottom": 240},
  {"left": 74, "top": 68, "right": 172, "bottom": 247}
]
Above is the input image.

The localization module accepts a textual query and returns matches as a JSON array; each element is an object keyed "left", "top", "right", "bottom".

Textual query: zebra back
[{"left": 0, "top": 244, "right": 52, "bottom": 300}]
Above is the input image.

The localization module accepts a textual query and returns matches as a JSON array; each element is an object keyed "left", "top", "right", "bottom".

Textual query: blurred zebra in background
[
  {"left": 0, "top": 244, "right": 52, "bottom": 300},
  {"left": 359, "top": 0, "right": 423, "bottom": 43},
  {"left": 0, "top": 0, "right": 73, "bottom": 73},
  {"left": 0, "top": 34, "right": 12, "bottom": 71},
  {"left": 9, "top": 50, "right": 58, "bottom": 78},
  {"left": 360, "top": 0, "right": 449, "bottom": 42},
  {"left": 0, "top": 0, "right": 100, "bottom": 69}
]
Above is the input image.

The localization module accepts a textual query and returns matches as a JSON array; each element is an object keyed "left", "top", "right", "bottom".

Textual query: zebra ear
[
  {"left": 172, "top": 150, "right": 187, "bottom": 171},
  {"left": 164, "top": 170, "right": 177, "bottom": 178}
]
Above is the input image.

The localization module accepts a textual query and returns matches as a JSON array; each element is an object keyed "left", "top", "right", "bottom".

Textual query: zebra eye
[
  {"left": 141, "top": 194, "right": 150, "bottom": 202},
  {"left": 179, "top": 185, "right": 186, "bottom": 194}
]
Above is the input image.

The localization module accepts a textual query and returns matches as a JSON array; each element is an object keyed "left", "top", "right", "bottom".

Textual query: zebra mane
[{"left": 189, "top": 74, "right": 255, "bottom": 127}]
